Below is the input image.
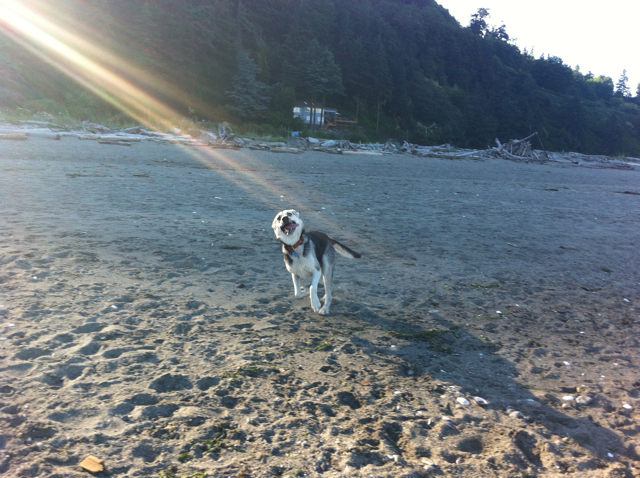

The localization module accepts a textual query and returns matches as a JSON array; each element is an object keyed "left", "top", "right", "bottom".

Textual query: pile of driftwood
[
  {"left": 0, "top": 120, "right": 638, "bottom": 169},
  {"left": 493, "top": 132, "right": 546, "bottom": 163}
]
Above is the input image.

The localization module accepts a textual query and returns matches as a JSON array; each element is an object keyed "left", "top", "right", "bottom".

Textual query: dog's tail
[{"left": 331, "top": 240, "right": 361, "bottom": 259}]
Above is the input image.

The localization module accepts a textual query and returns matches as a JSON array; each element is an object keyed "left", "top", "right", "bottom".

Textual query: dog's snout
[{"left": 282, "top": 216, "right": 290, "bottom": 225}]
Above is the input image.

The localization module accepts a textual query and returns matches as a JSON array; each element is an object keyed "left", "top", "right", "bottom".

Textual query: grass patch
[
  {"left": 199, "top": 423, "right": 244, "bottom": 455},
  {"left": 312, "top": 342, "right": 333, "bottom": 352},
  {"left": 221, "top": 365, "right": 266, "bottom": 379},
  {"left": 177, "top": 453, "right": 194, "bottom": 463},
  {"left": 158, "top": 465, "right": 177, "bottom": 478},
  {"left": 159, "top": 469, "right": 206, "bottom": 478}
]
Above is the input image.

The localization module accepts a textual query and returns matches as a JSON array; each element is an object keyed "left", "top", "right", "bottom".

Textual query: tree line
[{"left": 1, "top": 0, "right": 639, "bottom": 156}]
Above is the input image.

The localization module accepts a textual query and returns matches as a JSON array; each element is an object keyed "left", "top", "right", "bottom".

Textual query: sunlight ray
[{"left": 0, "top": 0, "right": 349, "bottom": 236}]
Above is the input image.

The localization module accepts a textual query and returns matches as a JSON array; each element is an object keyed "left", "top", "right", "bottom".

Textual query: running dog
[{"left": 272, "top": 209, "right": 361, "bottom": 315}]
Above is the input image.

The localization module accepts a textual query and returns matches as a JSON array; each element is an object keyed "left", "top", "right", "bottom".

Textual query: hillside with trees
[{"left": 1, "top": 0, "right": 639, "bottom": 156}]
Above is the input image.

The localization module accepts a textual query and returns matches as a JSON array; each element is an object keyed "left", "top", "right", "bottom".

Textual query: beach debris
[
  {"left": 341, "top": 150, "right": 383, "bottom": 156},
  {"left": 98, "top": 140, "right": 132, "bottom": 146},
  {"left": 576, "top": 395, "right": 593, "bottom": 405},
  {"left": 0, "top": 133, "right": 27, "bottom": 140},
  {"left": 456, "top": 397, "right": 470, "bottom": 406},
  {"left": 0, "top": 119, "right": 637, "bottom": 168},
  {"left": 473, "top": 396, "right": 489, "bottom": 406},
  {"left": 83, "top": 122, "right": 111, "bottom": 134},
  {"left": 270, "top": 147, "right": 302, "bottom": 154},
  {"left": 492, "top": 132, "right": 543, "bottom": 162},
  {"left": 79, "top": 455, "right": 104, "bottom": 473}
]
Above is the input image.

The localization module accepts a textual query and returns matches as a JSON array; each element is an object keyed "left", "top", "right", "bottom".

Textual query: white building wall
[{"left": 293, "top": 106, "right": 324, "bottom": 125}]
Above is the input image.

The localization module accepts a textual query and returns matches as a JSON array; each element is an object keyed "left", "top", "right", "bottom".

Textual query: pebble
[
  {"left": 473, "top": 396, "right": 489, "bottom": 406},
  {"left": 623, "top": 403, "right": 633, "bottom": 410},
  {"left": 509, "top": 410, "right": 524, "bottom": 419},
  {"left": 562, "top": 395, "right": 575, "bottom": 401},
  {"left": 456, "top": 397, "right": 470, "bottom": 406},
  {"left": 576, "top": 396, "right": 593, "bottom": 405}
]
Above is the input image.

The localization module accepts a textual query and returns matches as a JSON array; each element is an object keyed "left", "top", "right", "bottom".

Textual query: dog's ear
[{"left": 293, "top": 210, "right": 299, "bottom": 216}]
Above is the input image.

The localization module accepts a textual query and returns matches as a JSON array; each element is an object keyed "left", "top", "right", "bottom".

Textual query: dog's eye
[
  {"left": 276, "top": 215, "right": 281, "bottom": 221},
  {"left": 287, "top": 212, "right": 292, "bottom": 217}
]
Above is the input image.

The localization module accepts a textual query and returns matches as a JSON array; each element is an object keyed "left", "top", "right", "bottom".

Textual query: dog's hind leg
[
  {"left": 309, "top": 269, "right": 322, "bottom": 312},
  {"left": 319, "top": 271, "right": 332, "bottom": 315},
  {"left": 292, "top": 274, "right": 305, "bottom": 297}
]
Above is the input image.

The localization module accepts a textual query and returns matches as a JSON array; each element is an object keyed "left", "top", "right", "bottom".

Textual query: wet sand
[{"left": 1, "top": 137, "right": 639, "bottom": 477}]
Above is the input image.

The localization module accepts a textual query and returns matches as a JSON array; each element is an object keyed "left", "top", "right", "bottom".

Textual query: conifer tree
[
  {"left": 615, "top": 69, "right": 631, "bottom": 97},
  {"left": 293, "top": 39, "right": 343, "bottom": 129},
  {"left": 225, "top": 50, "right": 270, "bottom": 119}
]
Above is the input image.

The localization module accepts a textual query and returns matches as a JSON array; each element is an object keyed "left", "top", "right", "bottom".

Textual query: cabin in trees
[{"left": 293, "top": 102, "right": 357, "bottom": 130}]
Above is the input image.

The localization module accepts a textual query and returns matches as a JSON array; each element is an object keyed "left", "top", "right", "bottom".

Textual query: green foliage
[
  {"left": 615, "top": 69, "right": 631, "bottom": 97},
  {"left": 177, "top": 453, "right": 194, "bottom": 463},
  {"left": 0, "top": 0, "right": 638, "bottom": 155},
  {"left": 225, "top": 50, "right": 271, "bottom": 120},
  {"left": 267, "top": 82, "right": 297, "bottom": 127}
]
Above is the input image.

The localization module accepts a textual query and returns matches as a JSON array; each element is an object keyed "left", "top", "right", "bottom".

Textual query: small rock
[
  {"left": 456, "top": 397, "right": 470, "bottom": 406},
  {"left": 473, "top": 396, "right": 489, "bottom": 406},
  {"left": 623, "top": 403, "right": 633, "bottom": 410},
  {"left": 562, "top": 395, "right": 575, "bottom": 401},
  {"left": 236, "top": 283, "right": 245, "bottom": 288},
  {"left": 509, "top": 410, "right": 524, "bottom": 419},
  {"left": 79, "top": 456, "right": 104, "bottom": 473},
  {"left": 575, "top": 395, "right": 593, "bottom": 405}
]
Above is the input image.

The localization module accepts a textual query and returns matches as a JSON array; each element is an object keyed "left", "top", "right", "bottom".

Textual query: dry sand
[{"left": 1, "top": 137, "right": 639, "bottom": 477}]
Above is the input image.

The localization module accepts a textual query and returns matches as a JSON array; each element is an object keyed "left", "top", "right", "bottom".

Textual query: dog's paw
[
  {"left": 311, "top": 297, "right": 321, "bottom": 312},
  {"left": 318, "top": 306, "right": 330, "bottom": 315},
  {"left": 294, "top": 290, "right": 306, "bottom": 298}
]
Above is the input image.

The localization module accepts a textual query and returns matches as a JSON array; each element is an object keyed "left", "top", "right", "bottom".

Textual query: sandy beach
[{"left": 1, "top": 137, "right": 639, "bottom": 477}]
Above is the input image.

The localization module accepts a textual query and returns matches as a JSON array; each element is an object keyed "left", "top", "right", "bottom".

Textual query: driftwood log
[
  {"left": 0, "top": 133, "right": 27, "bottom": 140},
  {"left": 494, "top": 132, "right": 545, "bottom": 162}
]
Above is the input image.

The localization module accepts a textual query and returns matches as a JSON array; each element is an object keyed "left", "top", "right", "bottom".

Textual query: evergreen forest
[{"left": 1, "top": 0, "right": 639, "bottom": 156}]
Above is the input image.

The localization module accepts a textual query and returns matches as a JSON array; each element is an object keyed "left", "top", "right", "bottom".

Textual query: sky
[{"left": 436, "top": 0, "right": 639, "bottom": 95}]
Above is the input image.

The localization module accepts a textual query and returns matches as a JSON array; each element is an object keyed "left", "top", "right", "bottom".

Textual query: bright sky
[{"left": 436, "top": 0, "right": 639, "bottom": 95}]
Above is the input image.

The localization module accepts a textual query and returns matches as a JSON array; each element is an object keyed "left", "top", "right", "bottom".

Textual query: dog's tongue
[{"left": 285, "top": 223, "right": 299, "bottom": 230}]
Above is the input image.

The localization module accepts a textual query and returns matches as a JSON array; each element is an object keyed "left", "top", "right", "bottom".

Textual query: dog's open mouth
[{"left": 282, "top": 222, "right": 299, "bottom": 235}]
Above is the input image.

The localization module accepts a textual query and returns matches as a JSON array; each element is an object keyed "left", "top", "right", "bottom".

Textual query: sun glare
[{"left": 0, "top": 0, "right": 337, "bottom": 221}]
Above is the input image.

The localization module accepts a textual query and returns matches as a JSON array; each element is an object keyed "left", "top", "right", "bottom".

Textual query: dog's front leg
[
  {"left": 292, "top": 274, "right": 305, "bottom": 297},
  {"left": 319, "top": 272, "right": 332, "bottom": 315},
  {"left": 309, "top": 269, "right": 322, "bottom": 312}
]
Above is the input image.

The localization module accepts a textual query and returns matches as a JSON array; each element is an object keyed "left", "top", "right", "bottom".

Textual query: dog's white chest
[{"left": 285, "top": 252, "right": 317, "bottom": 279}]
